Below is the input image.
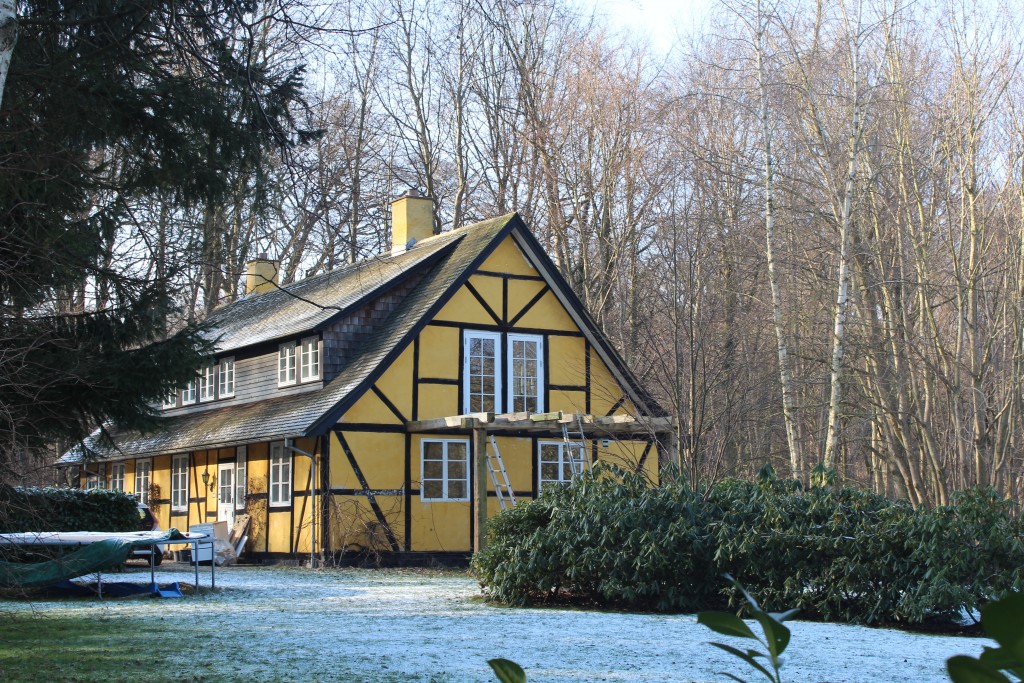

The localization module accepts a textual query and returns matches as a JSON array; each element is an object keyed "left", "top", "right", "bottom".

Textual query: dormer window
[
  {"left": 219, "top": 358, "right": 235, "bottom": 398},
  {"left": 300, "top": 336, "right": 320, "bottom": 381},
  {"left": 181, "top": 378, "right": 197, "bottom": 405},
  {"left": 198, "top": 364, "right": 216, "bottom": 402},
  {"left": 278, "top": 343, "right": 297, "bottom": 386}
]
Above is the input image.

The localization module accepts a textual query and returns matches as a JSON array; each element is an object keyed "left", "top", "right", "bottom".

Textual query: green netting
[
  {"left": 0, "top": 530, "right": 190, "bottom": 589},
  {"left": 0, "top": 539, "right": 133, "bottom": 588}
]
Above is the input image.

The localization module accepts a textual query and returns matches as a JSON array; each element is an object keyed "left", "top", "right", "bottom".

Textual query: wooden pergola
[{"left": 406, "top": 410, "right": 677, "bottom": 552}]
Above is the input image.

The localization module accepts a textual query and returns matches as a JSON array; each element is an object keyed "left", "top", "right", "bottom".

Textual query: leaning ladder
[
  {"left": 562, "top": 414, "right": 590, "bottom": 477},
  {"left": 486, "top": 436, "right": 517, "bottom": 510}
]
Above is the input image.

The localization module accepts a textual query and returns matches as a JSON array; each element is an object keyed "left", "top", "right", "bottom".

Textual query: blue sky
[{"left": 592, "top": 0, "right": 715, "bottom": 53}]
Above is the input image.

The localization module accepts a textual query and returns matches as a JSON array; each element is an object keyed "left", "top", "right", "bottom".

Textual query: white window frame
[
  {"left": 507, "top": 333, "right": 544, "bottom": 413},
  {"left": 162, "top": 390, "right": 177, "bottom": 409},
  {"left": 171, "top": 454, "right": 189, "bottom": 512},
  {"left": 538, "top": 441, "right": 587, "bottom": 494},
  {"left": 110, "top": 462, "right": 126, "bottom": 492},
  {"left": 134, "top": 459, "right": 152, "bottom": 505},
  {"left": 300, "top": 336, "right": 320, "bottom": 381},
  {"left": 85, "top": 463, "right": 105, "bottom": 490},
  {"left": 198, "top": 363, "right": 216, "bottom": 402},
  {"left": 462, "top": 330, "right": 502, "bottom": 414},
  {"left": 235, "top": 446, "right": 247, "bottom": 510},
  {"left": 278, "top": 343, "right": 297, "bottom": 387},
  {"left": 218, "top": 357, "right": 235, "bottom": 398},
  {"left": 420, "top": 439, "right": 470, "bottom": 502},
  {"left": 181, "top": 378, "right": 197, "bottom": 405},
  {"left": 269, "top": 441, "right": 292, "bottom": 507}
]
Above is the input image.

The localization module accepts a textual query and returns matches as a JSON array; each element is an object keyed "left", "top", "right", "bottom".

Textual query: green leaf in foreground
[
  {"left": 489, "top": 658, "right": 527, "bottom": 683},
  {"left": 698, "top": 611, "right": 758, "bottom": 640}
]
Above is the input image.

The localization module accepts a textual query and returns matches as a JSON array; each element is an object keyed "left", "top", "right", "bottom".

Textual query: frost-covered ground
[{"left": 2, "top": 565, "right": 989, "bottom": 683}]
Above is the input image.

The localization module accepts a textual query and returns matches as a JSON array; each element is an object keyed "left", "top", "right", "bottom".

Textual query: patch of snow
[{"left": 2, "top": 565, "right": 989, "bottom": 682}]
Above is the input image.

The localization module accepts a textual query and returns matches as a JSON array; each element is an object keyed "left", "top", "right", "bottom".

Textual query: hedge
[
  {"left": 471, "top": 465, "right": 1024, "bottom": 626},
  {"left": 0, "top": 486, "right": 139, "bottom": 534}
]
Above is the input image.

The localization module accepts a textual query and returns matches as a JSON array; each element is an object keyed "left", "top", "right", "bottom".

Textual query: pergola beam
[{"left": 406, "top": 411, "right": 675, "bottom": 436}]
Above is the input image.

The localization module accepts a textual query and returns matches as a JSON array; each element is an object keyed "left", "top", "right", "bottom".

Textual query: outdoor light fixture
[{"left": 201, "top": 470, "right": 215, "bottom": 492}]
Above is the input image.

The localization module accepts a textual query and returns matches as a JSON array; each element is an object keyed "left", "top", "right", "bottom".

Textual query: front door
[{"left": 218, "top": 464, "right": 235, "bottom": 526}]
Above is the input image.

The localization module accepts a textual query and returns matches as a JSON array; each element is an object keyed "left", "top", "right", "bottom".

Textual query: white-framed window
[
  {"left": 85, "top": 463, "right": 105, "bottom": 490},
  {"left": 181, "top": 378, "right": 197, "bottom": 405},
  {"left": 300, "top": 336, "right": 320, "bottom": 381},
  {"left": 538, "top": 442, "right": 587, "bottom": 493},
  {"left": 269, "top": 441, "right": 292, "bottom": 507},
  {"left": 219, "top": 357, "right": 235, "bottom": 398},
  {"left": 198, "top": 364, "right": 216, "bottom": 401},
  {"left": 508, "top": 333, "right": 544, "bottom": 413},
  {"left": 278, "top": 343, "right": 297, "bottom": 386},
  {"left": 134, "top": 459, "right": 152, "bottom": 504},
  {"left": 162, "top": 390, "right": 177, "bottom": 409},
  {"left": 235, "top": 445, "right": 247, "bottom": 510},
  {"left": 463, "top": 330, "right": 502, "bottom": 413},
  {"left": 171, "top": 454, "right": 189, "bottom": 512},
  {"left": 420, "top": 439, "right": 469, "bottom": 502},
  {"left": 110, "top": 463, "right": 126, "bottom": 492}
]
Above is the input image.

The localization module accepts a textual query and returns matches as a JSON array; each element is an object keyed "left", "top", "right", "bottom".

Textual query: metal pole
[
  {"left": 193, "top": 539, "right": 199, "bottom": 596},
  {"left": 150, "top": 543, "right": 155, "bottom": 584}
]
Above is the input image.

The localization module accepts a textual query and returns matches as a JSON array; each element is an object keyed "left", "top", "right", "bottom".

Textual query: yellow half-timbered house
[{"left": 60, "top": 192, "right": 673, "bottom": 561}]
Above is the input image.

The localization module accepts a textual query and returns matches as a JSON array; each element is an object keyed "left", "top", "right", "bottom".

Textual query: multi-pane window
[
  {"left": 538, "top": 442, "right": 587, "bottom": 493},
  {"left": 508, "top": 334, "right": 544, "bottom": 413},
  {"left": 135, "top": 459, "right": 151, "bottom": 504},
  {"left": 300, "top": 337, "right": 320, "bottom": 381},
  {"left": 421, "top": 439, "right": 469, "bottom": 502},
  {"left": 269, "top": 442, "right": 291, "bottom": 507},
  {"left": 198, "top": 364, "right": 216, "bottom": 401},
  {"left": 110, "top": 463, "right": 126, "bottom": 492},
  {"left": 85, "top": 463, "right": 105, "bottom": 490},
  {"left": 163, "top": 391, "right": 177, "bottom": 409},
  {"left": 278, "top": 343, "right": 297, "bottom": 386},
  {"left": 171, "top": 454, "right": 189, "bottom": 511},
  {"left": 219, "top": 358, "right": 235, "bottom": 398},
  {"left": 463, "top": 331, "right": 502, "bottom": 413},
  {"left": 235, "top": 446, "right": 247, "bottom": 510},
  {"left": 181, "top": 378, "right": 197, "bottom": 405}
]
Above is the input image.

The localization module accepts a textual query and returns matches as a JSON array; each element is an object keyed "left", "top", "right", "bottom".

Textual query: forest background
[{"left": 4, "top": 0, "right": 1024, "bottom": 508}]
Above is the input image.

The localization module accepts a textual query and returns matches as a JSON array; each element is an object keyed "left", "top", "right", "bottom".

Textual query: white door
[{"left": 218, "top": 464, "right": 235, "bottom": 526}]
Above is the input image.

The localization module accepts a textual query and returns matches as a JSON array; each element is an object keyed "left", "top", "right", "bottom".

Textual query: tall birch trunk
[{"left": 754, "top": 0, "right": 803, "bottom": 476}]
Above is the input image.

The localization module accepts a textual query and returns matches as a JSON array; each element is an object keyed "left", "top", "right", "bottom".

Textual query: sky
[{"left": 591, "top": 0, "right": 716, "bottom": 54}]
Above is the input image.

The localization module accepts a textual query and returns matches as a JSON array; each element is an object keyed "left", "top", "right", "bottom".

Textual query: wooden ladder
[
  {"left": 486, "top": 435, "right": 517, "bottom": 510},
  {"left": 561, "top": 414, "right": 590, "bottom": 477}
]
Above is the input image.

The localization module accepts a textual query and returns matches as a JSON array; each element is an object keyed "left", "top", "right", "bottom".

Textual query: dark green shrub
[
  {"left": 0, "top": 485, "right": 139, "bottom": 533},
  {"left": 473, "top": 466, "right": 1024, "bottom": 626}
]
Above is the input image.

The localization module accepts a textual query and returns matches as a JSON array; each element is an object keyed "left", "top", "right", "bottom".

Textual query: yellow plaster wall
[
  {"left": 417, "top": 383, "right": 458, "bottom": 421},
  {"left": 267, "top": 509, "right": 291, "bottom": 552},
  {"left": 410, "top": 500, "right": 471, "bottom": 551},
  {"left": 341, "top": 390, "right": 403, "bottom": 425},
  {"left": 468, "top": 275, "right": 505, "bottom": 321},
  {"left": 506, "top": 279, "right": 546, "bottom": 322},
  {"left": 514, "top": 290, "right": 578, "bottom": 331},
  {"left": 374, "top": 346, "right": 414, "bottom": 421},
  {"left": 332, "top": 431, "right": 404, "bottom": 490},
  {"left": 418, "top": 326, "right": 459, "bottom": 379},
  {"left": 550, "top": 389, "right": 587, "bottom": 414},
  {"left": 434, "top": 285, "right": 498, "bottom": 325},
  {"left": 479, "top": 237, "right": 537, "bottom": 276},
  {"left": 547, "top": 336, "right": 588, "bottom": 386}
]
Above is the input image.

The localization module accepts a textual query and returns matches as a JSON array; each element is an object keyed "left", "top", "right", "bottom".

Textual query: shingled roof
[
  {"left": 60, "top": 214, "right": 517, "bottom": 463},
  {"left": 59, "top": 211, "right": 664, "bottom": 465}
]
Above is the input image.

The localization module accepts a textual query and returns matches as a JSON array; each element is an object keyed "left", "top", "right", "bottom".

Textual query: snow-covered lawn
[{"left": 1, "top": 565, "right": 989, "bottom": 682}]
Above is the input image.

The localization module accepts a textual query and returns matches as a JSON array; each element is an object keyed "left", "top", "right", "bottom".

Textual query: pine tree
[{"left": 0, "top": 0, "right": 308, "bottom": 474}]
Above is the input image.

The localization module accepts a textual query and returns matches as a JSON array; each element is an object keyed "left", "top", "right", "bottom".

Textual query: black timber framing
[{"left": 335, "top": 431, "right": 400, "bottom": 551}]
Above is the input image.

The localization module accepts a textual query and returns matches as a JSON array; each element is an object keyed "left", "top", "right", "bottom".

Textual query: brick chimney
[
  {"left": 244, "top": 254, "right": 279, "bottom": 295},
  {"left": 391, "top": 188, "right": 435, "bottom": 255}
]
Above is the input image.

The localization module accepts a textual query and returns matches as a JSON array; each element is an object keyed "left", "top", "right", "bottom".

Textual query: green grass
[{"left": 0, "top": 613, "right": 209, "bottom": 682}]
